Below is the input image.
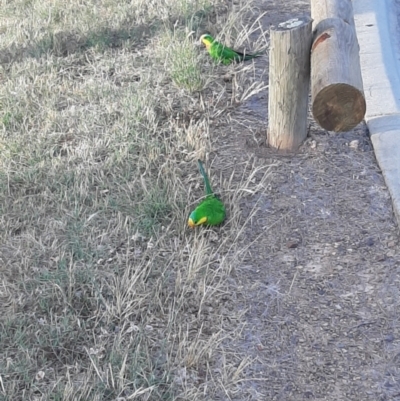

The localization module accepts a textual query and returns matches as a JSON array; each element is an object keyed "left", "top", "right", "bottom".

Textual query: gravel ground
[{"left": 209, "top": 1, "right": 400, "bottom": 399}]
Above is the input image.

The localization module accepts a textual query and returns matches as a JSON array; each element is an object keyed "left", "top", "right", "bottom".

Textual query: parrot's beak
[{"left": 188, "top": 218, "right": 195, "bottom": 228}]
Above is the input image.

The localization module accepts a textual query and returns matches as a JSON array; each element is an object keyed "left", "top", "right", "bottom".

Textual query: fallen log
[{"left": 310, "top": 0, "right": 366, "bottom": 132}]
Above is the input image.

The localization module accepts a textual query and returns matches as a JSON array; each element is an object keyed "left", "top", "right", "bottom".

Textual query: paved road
[{"left": 354, "top": 0, "right": 400, "bottom": 226}]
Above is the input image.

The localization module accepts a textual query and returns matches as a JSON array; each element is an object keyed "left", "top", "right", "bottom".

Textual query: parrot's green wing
[
  {"left": 188, "top": 160, "right": 226, "bottom": 227},
  {"left": 212, "top": 42, "right": 261, "bottom": 65}
]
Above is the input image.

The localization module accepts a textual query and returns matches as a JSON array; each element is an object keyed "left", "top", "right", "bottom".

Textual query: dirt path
[{"left": 210, "top": 1, "right": 400, "bottom": 399}]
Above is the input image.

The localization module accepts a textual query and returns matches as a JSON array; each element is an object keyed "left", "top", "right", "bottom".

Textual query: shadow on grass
[
  {"left": 0, "top": 21, "right": 159, "bottom": 65},
  {"left": 0, "top": 3, "right": 217, "bottom": 67}
]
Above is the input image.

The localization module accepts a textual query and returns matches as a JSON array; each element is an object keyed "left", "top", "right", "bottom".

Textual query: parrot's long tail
[
  {"left": 197, "top": 160, "right": 213, "bottom": 195},
  {"left": 244, "top": 52, "right": 261, "bottom": 60},
  {"left": 235, "top": 50, "right": 262, "bottom": 61}
]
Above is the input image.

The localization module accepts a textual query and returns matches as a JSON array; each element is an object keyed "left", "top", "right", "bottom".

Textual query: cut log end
[{"left": 312, "top": 83, "right": 366, "bottom": 132}]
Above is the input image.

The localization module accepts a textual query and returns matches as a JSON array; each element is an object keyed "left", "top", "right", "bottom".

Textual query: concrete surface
[{"left": 353, "top": 0, "right": 400, "bottom": 226}]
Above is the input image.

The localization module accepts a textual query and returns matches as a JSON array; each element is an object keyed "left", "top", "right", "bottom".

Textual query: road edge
[{"left": 353, "top": 0, "right": 400, "bottom": 227}]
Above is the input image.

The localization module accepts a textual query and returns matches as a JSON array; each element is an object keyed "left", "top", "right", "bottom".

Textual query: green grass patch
[{"left": 158, "top": 29, "right": 206, "bottom": 92}]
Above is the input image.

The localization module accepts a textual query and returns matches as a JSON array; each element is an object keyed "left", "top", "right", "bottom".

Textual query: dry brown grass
[
  {"left": 3, "top": 1, "right": 400, "bottom": 400},
  {"left": 0, "top": 0, "right": 272, "bottom": 399}
]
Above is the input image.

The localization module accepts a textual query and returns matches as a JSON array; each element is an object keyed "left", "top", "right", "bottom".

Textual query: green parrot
[
  {"left": 188, "top": 160, "right": 226, "bottom": 228},
  {"left": 200, "top": 33, "right": 261, "bottom": 65}
]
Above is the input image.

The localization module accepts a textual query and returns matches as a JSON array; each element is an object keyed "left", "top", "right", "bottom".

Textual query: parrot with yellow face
[
  {"left": 200, "top": 34, "right": 261, "bottom": 65},
  {"left": 188, "top": 160, "right": 226, "bottom": 228}
]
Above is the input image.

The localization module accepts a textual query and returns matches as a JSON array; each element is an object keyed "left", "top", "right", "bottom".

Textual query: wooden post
[
  {"left": 311, "top": 0, "right": 366, "bottom": 132},
  {"left": 267, "top": 17, "right": 312, "bottom": 151}
]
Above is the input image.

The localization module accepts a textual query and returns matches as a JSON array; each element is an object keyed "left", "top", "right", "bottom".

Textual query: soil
[{"left": 210, "top": 1, "right": 400, "bottom": 400}]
